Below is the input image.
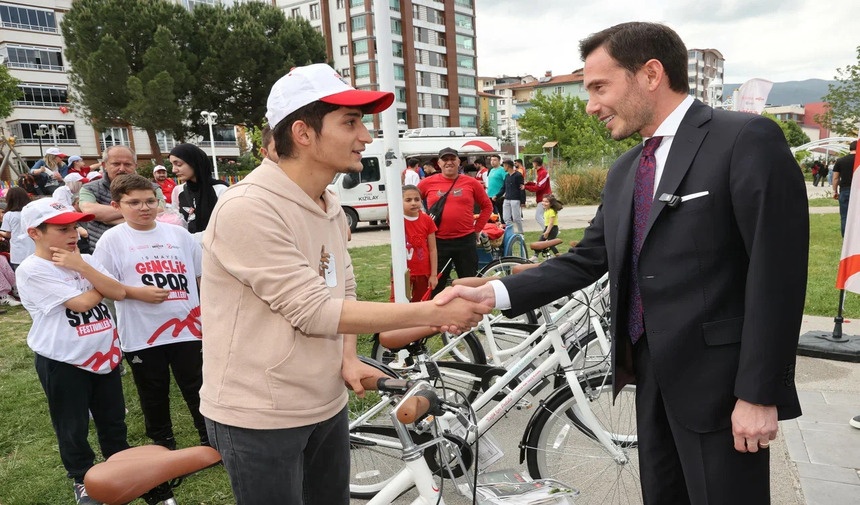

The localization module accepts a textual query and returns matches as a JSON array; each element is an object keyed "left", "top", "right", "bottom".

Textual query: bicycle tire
[
  {"left": 370, "top": 332, "right": 487, "bottom": 403},
  {"left": 524, "top": 375, "right": 640, "bottom": 505},
  {"left": 348, "top": 357, "right": 403, "bottom": 499}
]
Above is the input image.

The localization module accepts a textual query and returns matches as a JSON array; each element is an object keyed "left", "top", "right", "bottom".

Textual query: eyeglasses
[{"left": 119, "top": 198, "right": 159, "bottom": 210}]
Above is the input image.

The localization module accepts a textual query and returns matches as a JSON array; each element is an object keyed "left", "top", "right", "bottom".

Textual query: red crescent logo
[
  {"left": 365, "top": 184, "right": 373, "bottom": 192},
  {"left": 462, "top": 140, "right": 495, "bottom": 151}
]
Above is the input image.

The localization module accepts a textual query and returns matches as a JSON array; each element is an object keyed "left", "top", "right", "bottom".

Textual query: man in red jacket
[
  {"left": 418, "top": 147, "right": 493, "bottom": 295},
  {"left": 524, "top": 156, "right": 551, "bottom": 226}
]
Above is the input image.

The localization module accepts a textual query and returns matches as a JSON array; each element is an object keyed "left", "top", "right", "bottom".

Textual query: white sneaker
[{"left": 0, "top": 294, "right": 21, "bottom": 306}]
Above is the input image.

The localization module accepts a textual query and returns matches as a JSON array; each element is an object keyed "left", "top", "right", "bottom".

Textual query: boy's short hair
[
  {"left": 402, "top": 184, "right": 419, "bottom": 194},
  {"left": 110, "top": 173, "right": 156, "bottom": 202},
  {"left": 532, "top": 156, "right": 543, "bottom": 165},
  {"left": 272, "top": 101, "right": 341, "bottom": 159},
  {"left": 406, "top": 157, "right": 420, "bottom": 168},
  {"left": 503, "top": 160, "right": 514, "bottom": 169}
]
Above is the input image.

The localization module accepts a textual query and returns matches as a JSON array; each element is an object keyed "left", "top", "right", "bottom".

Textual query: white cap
[
  {"left": 63, "top": 173, "right": 85, "bottom": 184},
  {"left": 266, "top": 63, "right": 394, "bottom": 128},
  {"left": 152, "top": 165, "right": 167, "bottom": 173},
  {"left": 21, "top": 198, "right": 94, "bottom": 230},
  {"left": 45, "top": 147, "right": 66, "bottom": 157}
]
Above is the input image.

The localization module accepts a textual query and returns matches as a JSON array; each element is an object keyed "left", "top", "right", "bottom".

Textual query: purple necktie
[{"left": 628, "top": 136, "right": 663, "bottom": 345}]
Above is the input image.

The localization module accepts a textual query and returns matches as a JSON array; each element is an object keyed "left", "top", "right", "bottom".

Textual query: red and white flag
[{"left": 836, "top": 140, "right": 860, "bottom": 293}]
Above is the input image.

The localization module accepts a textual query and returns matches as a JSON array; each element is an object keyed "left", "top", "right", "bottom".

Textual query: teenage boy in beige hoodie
[{"left": 199, "top": 63, "right": 490, "bottom": 504}]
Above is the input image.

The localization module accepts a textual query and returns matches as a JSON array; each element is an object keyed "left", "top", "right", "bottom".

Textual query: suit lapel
[{"left": 642, "top": 101, "right": 711, "bottom": 244}]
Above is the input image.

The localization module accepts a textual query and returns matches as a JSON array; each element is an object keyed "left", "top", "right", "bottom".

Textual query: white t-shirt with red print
[
  {"left": 93, "top": 222, "right": 202, "bottom": 352},
  {"left": 17, "top": 255, "right": 121, "bottom": 374}
]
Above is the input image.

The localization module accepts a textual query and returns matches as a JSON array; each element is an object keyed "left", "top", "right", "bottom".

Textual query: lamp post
[
  {"left": 48, "top": 125, "right": 65, "bottom": 146},
  {"left": 34, "top": 124, "right": 48, "bottom": 157},
  {"left": 200, "top": 111, "right": 219, "bottom": 179},
  {"left": 511, "top": 114, "right": 521, "bottom": 160}
]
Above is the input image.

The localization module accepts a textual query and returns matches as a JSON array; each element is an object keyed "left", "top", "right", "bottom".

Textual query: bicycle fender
[{"left": 517, "top": 384, "right": 578, "bottom": 464}]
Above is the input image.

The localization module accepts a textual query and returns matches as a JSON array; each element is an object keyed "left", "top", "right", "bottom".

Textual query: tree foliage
[
  {"left": 0, "top": 65, "right": 22, "bottom": 119},
  {"left": 816, "top": 45, "right": 860, "bottom": 137},
  {"left": 517, "top": 91, "right": 639, "bottom": 166},
  {"left": 189, "top": 2, "right": 327, "bottom": 129},
  {"left": 762, "top": 113, "right": 811, "bottom": 147}
]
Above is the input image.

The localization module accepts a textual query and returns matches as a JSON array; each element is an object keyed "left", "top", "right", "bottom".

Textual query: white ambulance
[{"left": 330, "top": 130, "right": 502, "bottom": 231}]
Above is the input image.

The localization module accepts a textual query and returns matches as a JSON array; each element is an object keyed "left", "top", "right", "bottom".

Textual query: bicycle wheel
[
  {"left": 370, "top": 332, "right": 487, "bottom": 403},
  {"left": 524, "top": 375, "right": 640, "bottom": 504},
  {"left": 348, "top": 358, "right": 403, "bottom": 498}
]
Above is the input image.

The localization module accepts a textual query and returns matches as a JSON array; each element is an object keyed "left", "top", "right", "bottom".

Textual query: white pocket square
[{"left": 680, "top": 191, "right": 709, "bottom": 202}]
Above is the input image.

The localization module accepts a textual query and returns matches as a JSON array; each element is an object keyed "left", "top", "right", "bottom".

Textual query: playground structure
[{"left": 0, "top": 127, "right": 29, "bottom": 187}]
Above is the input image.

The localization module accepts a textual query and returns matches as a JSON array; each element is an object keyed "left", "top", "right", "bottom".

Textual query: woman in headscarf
[{"left": 169, "top": 143, "right": 229, "bottom": 241}]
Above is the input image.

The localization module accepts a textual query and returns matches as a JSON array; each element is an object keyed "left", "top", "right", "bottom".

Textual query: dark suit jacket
[{"left": 502, "top": 100, "right": 808, "bottom": 433}]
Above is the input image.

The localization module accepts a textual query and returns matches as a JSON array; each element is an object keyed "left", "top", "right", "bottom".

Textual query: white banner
[
  {"left": 735, "top": 78, "right": 773, "bottom": 114},
  {"left": 837, "top": 140, "right": 860, "bottom": 293}
]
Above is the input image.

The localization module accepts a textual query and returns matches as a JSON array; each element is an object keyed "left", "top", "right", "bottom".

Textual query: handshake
[{"left": 429, "top": 277, "right": 498, "bottom": 334}]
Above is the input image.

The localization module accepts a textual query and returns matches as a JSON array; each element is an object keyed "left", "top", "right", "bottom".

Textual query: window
[
  {"left": 457, "top": 54, "right": 474, "bottom": 70},
  {"left": 499, "top": 99, "right": 505, "bottom": 106},
  {"left": 309, "top": 3, "right": 320, "bottom": 20},
  {"left": 459, "top": 95, "right": 477, "bottom": 108},
  {"left": 454, "top": 0, "right": 473, "bottom": 6},
  {"left": 338, "top": 21, "right": 347, "bottom": 32},
  {"left": 426, "top": 9, "right": 443, "bottom": 24},
  {"left": 100, "top": 127, "right": 131, "bottom": 150},
  {"left": 357, "top": 157, "right": 380, "bottom": 182},
  {"left": 555, "top": 86, "right": 564, "bottom": 95},
  {"left": 336, "top": 0, "right": 345, "bottom": 8},
  {"left": 391, "top": 19, "right": 401, "bottom": 35},
  {"left": 354, "top": 62, "right": 371, "bottom": 78},
  {"left": 389, "top": 0, "right": 400, "bottom": 11},
  {"left": 396, "top": 87, "right": 407, "bottom": 102},
  {"left": 454, "top": 13, "right": 472, "bottom": 30},
  {"left": 0, "top": 4, "right": 57, "bottom": 32},
  {"left": 428, "top": 52, "right": 446, "bottom": 68},
  {"left": 392, "top": 41, "right": 403, "bottom": 58},
  {"left": 15, "top": 84, "right": 68, "bottom": 107},
  {"left": 2, "top": 44, "right": 63, "bottom": 71},
  {"left": 341, "top": 68, "right": 350, "bottom": 77},
  {"left": 440, "top": 75, "right": 448, "bottom": 88},
  {"left": 412, "top": 4, "right": 420, "bottom": 19},
  {"left": 8, "top": 122, "right": 76, "bottom": 145},
  {"left": 351, "top": 14, "right": 366, "bottom": 31},
  {"left": 435, "top": 31, "right": 446, "bottom": 47},
  {"left": 455, "top": 34, "right": 473, "bottom": 51},
  {"left": 461, "top": 115, "right": 477, "bottom": 128},
  {"left": 183, "top": 0, "right": 217, "bottom": 9},
  {"left": 350, "top": 0, "right": 364, "bottom": 7},
  {"left": 155, "top": 131, "right": 178, "bottom": 153},
  {"left": 430, "top": 94, "right": 448, "bottom": 109},
  {"left": 340, "top": 45, "right": 349, "bottom": 55},
  {"left": 353, "top": 39, "right": 368, "bottom": 55},
  {"left": 458, "top": 75, "right": 476, "bottom": 89},
  {"left": 393, "top": 64, "right": 405, "bottom": 80},
  {"left": 290, "top": 7, "right": 300, "bottom": 18},
  {"left": 414, "top": 27, "right": 428, "bottom": 43}
]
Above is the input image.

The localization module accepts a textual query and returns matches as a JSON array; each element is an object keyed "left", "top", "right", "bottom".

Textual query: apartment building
[
  {"left": 278, "top": 0, "right": 479, "bottom": 132},
  {"left": 688, "top": 48, "right": 724, "bottom": 107},
  {"left": 0, "top": 0, "right": 241, "bottom": 165}
]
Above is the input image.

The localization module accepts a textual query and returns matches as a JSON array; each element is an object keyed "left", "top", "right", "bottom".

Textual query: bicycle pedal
[{"left": 514, "top": 398, "right": 533, "bottom": 410}]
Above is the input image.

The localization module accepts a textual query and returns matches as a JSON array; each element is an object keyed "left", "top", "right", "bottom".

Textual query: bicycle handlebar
[
  {"left": 397, "top": 390, "right": 441, "bottom": 424},
  {"left": 359, "top": 376, "right": 413, "bottom": 393}
]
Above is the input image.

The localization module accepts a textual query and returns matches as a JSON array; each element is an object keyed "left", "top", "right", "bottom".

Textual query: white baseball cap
[
  {"left": 63, "top": 172, "right": 85, "bottom": 184},
  {"left": 152, "top": 165, "right": 167, "bottom": 173},
  {"left": 21, "top": 198, "right": 95, "bottom": 230},
  {"left": 45, "top": 147, "right": 67, "bottom": 157},
  {"left": 266, "top": 63, "right": 394, "bottom": 128}
]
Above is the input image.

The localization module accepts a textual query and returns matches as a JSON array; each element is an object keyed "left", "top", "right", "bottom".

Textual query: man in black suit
[{"left": 438, "top": 22, "right": 808, "bottom": 504}]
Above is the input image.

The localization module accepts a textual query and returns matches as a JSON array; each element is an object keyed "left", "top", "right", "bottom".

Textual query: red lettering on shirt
[
  {"left": 134, "top": 260, "right": 188, "bottom": 275},
  {"left": 147, "top": 306, "right": 202, "bottom": 345}
]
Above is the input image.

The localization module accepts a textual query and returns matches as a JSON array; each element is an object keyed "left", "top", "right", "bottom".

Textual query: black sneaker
[
  {"left": 153, "top": 436, "right": 177, "bottom": 450},
  {"left": 74, "top": 482, "right": 102, "bottom": 505},
  {"left": 850, "top": 415, "right": 860, "bottom": 429}
]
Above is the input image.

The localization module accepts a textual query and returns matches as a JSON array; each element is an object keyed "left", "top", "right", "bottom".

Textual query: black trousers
[
  {"left": 432, "top": 233, "right": 479, "bottom": 297},
  {"left": 125, "top": 340, "right": 206, "bottom": 444},
  {"left": 206, "top": 407, "right": 350, "bottom": 504},
  {"left": 634, "top": 337, "right": 770, "bottom": 505},
  {"left": 35, "top": 354, "right": 129, "bottom": 482}
]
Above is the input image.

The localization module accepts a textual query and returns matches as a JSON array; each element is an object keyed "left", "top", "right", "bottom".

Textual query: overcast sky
[{"left": 474, "top": 0, "right": 859, "bottom": 84}]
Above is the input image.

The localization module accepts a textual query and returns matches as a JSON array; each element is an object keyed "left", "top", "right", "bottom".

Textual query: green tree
[
  {"left": 62, "top": 0, "right": 194, "bottom": 163},
  {"left": 762, "top": 113, "right": 811, "bottom": 147},
  {"left": 816, "top": 45, "right": 860, "bottom": 137},
  {"left": 189, "top": 2, "right": 327, "bottom": 130},
  {"left": 0, "top": 66, "right": 22, "bottom": 119},
  {"left": 517, "top": 91, "right": 639, "bottom": 165},
  {"left": 478, "top": 114, "right": 494, "bottom": 137}
]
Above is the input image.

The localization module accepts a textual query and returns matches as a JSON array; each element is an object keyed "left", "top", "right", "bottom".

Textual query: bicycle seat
[
  {"left": 84, "top": 445, "right": 221, "bottom": 505},
  {"left": 529, "top": 238, "right": 563, "bottom": 252}
]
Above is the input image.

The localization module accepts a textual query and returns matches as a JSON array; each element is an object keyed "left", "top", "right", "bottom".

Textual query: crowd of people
[{"left": 0, "top": 18, "right": 851, "bottom": 505}]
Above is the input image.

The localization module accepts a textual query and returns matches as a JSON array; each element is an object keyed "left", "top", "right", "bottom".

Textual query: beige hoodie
[{"left": 199, "top": 159, "right": 356, "bottom": 429}]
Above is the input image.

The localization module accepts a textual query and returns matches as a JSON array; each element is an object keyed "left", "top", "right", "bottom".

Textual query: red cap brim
[
  {"left": 321, "top": 89, "right": 395, "bottom": 114},
  {"left": 43, "top": 212, "right": 95, "bottom": 225}
]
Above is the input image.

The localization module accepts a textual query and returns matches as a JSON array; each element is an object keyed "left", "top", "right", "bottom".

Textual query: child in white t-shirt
[
  {"left": 93, "top": 174, "right": 207, "bottom": 449},
  {"left": 15, "top": 198, "right": 129, "bottom": 504}
]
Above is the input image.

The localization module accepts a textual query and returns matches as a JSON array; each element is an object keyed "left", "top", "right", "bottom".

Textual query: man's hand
[
  {"left": 431, "top": 284, "right": 495, "bottom": 334},
  {"left": 343, "top": 356, "right": 390, "bottom": 398},
  {"left": 452, "top": 276, "right": 493, "bottom": 288},
  {"left": 731, "top": 398, "right": 778, "bottom": 453}
]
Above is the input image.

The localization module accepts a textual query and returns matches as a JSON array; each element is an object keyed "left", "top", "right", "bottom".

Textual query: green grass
[
  {"left": 808, "top": 197, "right": 838, "bottom": 207},
  {"left": 0, "top": 214, "right": 850, "bottom": 504}
]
